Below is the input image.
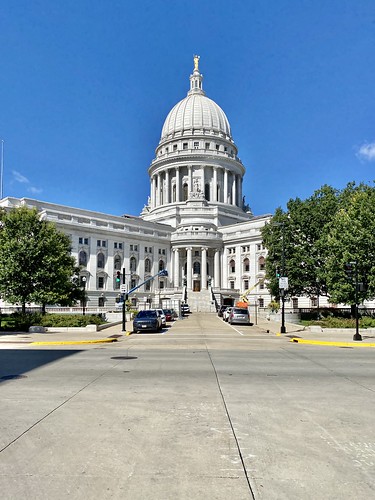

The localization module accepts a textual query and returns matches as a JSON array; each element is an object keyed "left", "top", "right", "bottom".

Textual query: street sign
[
  {"left": 279, "top": 277, "right": 289, "bottom": 290},
  {"left": 120, "top": 284, "right": 127, "bottom": 293}
]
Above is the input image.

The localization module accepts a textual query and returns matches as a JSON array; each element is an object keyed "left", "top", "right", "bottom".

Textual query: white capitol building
[{"left": 1, "top": 57, "right": 320, "bottom": 313}]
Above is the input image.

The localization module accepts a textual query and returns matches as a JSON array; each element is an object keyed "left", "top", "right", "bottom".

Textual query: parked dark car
[
  {"left": 133, "top": 309, "right": 162, "bottom": 333},
  {"left": 228, "top": 307, "right": 250, "bottom": 325},
  {"left": 162, "top": 309, "right": 175, "bottom": 322}
]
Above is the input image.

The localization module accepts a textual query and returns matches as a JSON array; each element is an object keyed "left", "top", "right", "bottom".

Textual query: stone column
[
  {"left": 151, "top": 176, "right": 156, "bottom": 209},
  {"left": 222, "top": 248, "right": 228, "bottom": 288},
  {"left": 201, "top": 247, "right": 207, "bottom": 289},
  {"left": 187, "top": 247, "right": 193, "bottom": 290},
  {"left": 176, "top": 167, "right": 180, "bottom": 202},
  {"left": 224, "top": 169, "right": 228, "bottom": 204},
  {"left": 232, "top": 174, "right": 237, "bottom": 206},
  {"left": 238, "top": 176, "right": 242, "bottom": 207},
  {"left": 157, "top": 173, "right": 161, "bottom": 206},
  {"left": 188, "top": 165, "right": 193, "bottom": 194},
  {"left": 165, "top": 169, "right": 170, "bottom": 204},
  {"left": 214, "top": 249, "right": 221, "bottom": 288},
  {"left": 173, "top": 248, "right": 180, "bottom": 287},
  {"left": 213, "top": 167, "right": 218, "bottom": 202}
]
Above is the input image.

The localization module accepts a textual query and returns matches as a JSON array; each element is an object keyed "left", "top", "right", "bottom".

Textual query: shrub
[{"left": 39, "top": 314, "right": 106, "bottom": 327}]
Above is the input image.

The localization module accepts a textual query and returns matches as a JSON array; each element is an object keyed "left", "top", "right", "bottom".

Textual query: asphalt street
[{"left": 1, "top": 313, "right": 375, "bottom": 499}]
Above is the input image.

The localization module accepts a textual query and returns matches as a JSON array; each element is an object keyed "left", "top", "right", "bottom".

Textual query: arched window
[
  {"left": 205, "top": 183, "right": 210, "bottom": 201},
  {"left": 243, "top": 258, "right": 250, "bottom": 273},
  {"left": 79, "top": 250, "right": 87, "bottom": 267},
  {"left": 183, "top": 183, "right": 188, "bottom": 201},
  {"left": 159, "top": 260, "right": 165, "bottom": 271},
  {"left": 97, "top": 252, "right": 105, "bottom": 269},
  {"left": 145, "top": 258, "right": 152, "bottom": 273},
  {"left": 259, "top": 256, "right": 265, "bottom": 271},
  {"left": 229, "top": 259, "right": 235, "bottom": 273},
  {"left": 193, "top": 261, "right": 201, "bottom": 274},
  {"left": 114, "top": 255, "right": 122, "bottom": 270},
  {"left": 130, "top": 256, "right": 137, "bottom": 272}
]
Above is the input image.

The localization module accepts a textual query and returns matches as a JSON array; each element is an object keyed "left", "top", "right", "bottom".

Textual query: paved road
[{"left": 1, "top": 313, "right": 375, "bottom": 499}]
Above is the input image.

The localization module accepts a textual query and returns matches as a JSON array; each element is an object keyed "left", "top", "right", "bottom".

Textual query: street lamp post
[
  {"left": 352, "top": 261, "right": 362, "bottom": 342},
  {"left": 81, "top": 276, "right": 87, "bottom": 316}
]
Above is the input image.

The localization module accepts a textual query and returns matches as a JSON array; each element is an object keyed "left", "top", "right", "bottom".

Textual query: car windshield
[
  {"left": 233, "top": 308, "right": 248, "bottom": 314},
  {"left": 163, "top": 309, "right": 171, "bottom": 314},
  {"left": 136, "top": 310, "right": 156, "bottom": 318}
]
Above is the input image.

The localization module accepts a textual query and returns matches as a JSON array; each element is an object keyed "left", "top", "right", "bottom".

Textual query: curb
[
  {"left": 289, "top": 338, "right": 375, "bottom": 347},
  {"left": 31, "top": 338, "right": 118, "bottom": 346}
]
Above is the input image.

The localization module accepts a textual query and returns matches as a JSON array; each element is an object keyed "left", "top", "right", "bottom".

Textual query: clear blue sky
[{"left": 1, "top": 1, "right": 374, "bottom": 218}]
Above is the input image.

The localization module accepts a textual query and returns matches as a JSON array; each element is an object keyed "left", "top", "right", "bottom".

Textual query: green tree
[
  {"left": 324, "top": 183, "right": 375, "bottom": 305},
  {"left": 261, "top": 185, "right": 339, "bottom": 299},
  {"left": 0, "top": 206, "right": 80, "bottom": 313}
]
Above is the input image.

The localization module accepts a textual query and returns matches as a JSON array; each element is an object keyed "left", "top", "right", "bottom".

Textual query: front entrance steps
[{"left": 186, "top": 289, "right": 216, "bottom": 313}]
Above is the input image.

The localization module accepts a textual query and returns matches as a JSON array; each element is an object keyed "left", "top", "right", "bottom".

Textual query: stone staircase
[{"left": 186, "top": 289, "right": 216, "bottom": 313}]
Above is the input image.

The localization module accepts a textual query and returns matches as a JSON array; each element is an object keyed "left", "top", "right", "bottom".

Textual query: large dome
[
  {"left": 159, "top": 56, "right": 233, "bottom": 143},
  {"left": 160, "top": 94, "right": 232, "bottom": 141}
]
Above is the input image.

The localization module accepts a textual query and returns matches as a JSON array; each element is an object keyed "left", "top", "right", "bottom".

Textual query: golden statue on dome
[{"left": 193, "top": 54, "right": 200, "bottom": 71}]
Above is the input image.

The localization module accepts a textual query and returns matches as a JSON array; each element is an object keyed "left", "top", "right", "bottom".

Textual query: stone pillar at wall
[
  {"left": 222, "top": 248, "right": 228, "bottom": 288},
  {"left": 176, "top": 167, "right": 180, "bottom": 202},
  {"left": 187, "top": 247, "right": 193, "bottom": 290},
  {"left": 201, "top": 247, "right": 207, "bottom": 289},
  {"left": 151, "top": 176, "right": 156, "bottom": 209},
  {"left": 165, "top": 169, "right": 170, "bottom": 204},
  {"left": 235, "top": 246, "right": 241, "bottom": 290},
  {"left": 188, "top": 165, "right": 193, "bottom": 194},
  {"left": 232, "top": 174, "right": 237, "bottom": 206},
  {"left": 214, "top": 249, "right": 221, "bottom": 288},
  {"left": 224, "top": 169, "right": 228, "bottom": 204},
  {"left": 157, "top": 173, "right": 161, "bottom": 206},
  {"left": 173, "top": 248, "right": 180, "bottom": 287},
  {"left": 213, "top": 167, "right": 218, "bottom": 202}
]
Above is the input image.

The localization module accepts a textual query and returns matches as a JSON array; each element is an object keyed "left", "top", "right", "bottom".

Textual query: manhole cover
[
  {"left": 1, "top": 374, "right": 27, "bottom": 380},
  {"left": 111, "top": 356, "right": 137, "bottom": 360}
]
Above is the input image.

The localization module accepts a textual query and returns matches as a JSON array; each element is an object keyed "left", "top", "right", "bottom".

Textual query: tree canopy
[
  {"left": 261, "top": 182, "right": 375, "bottom": 306},
  {"left": 0, "top": 206, "right": 82, "bottom": 313}
]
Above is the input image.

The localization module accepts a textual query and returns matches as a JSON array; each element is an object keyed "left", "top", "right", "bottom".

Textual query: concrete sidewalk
[
  {"left": 0, "top": 323, "right": 126, "bottom": 345},
  {"left": 255, "top": 317, "right": 375, "bottom": 346}
]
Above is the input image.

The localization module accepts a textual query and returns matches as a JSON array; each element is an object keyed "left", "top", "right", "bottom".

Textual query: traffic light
[
  {"left": 276, "top": 267, "right": 281, "bottom": 278},
  {"left": 116, "top": 271, "right": 121, "bottom": 283}
]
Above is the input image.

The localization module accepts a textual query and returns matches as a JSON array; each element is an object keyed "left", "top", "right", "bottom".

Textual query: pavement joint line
[
  {"left": 289, "top": 338, "right": 375, "bottom": 347},
  {"left": 31, "top": 338, "right": 118, "bottom": 346}
]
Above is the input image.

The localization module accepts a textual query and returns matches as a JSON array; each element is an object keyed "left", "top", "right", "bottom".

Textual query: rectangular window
[
  {"left": 260, "top": 282, "right": 264, "bottom": 290},
  {"left": 173, "top": 144, "right": 177, "bottom": 151},
  {"left": 259, "top": 298, "right": 264, "bottom": 308},
  {"left": 166, "top": 147, "right": 169, "bottom": 153},
  {"left": 102, "top": 240, "right": 106, "bottom": 248},
  {"left": 84, "top": 238, "right": 88, "bottom": 245},
  {"left": 160, "top": 281, "right": 165, "bottom": 289},
  {"left": 98, "top": 277, "right": 104, "bottom": 289},
  {"left": 224, "top": 146, "right": 227, "bottom": 152},
  {"left": 183, "top": 142, "right": 188, "bottom": 150},
  {"left": 244, "top": 280, "right": 249, "bottom": 290},
  {"left": 230, "top": 281, "right": 235, "bottom": 289},
  {"left": 205, "top": 142, "right": 210, "bottom": 149},
  {"left": 194, "top": 142, "right": 199, "bottom": 149},
  {"left": 119, "top": 243, "right": 123, "bottom": 250},
  {"left": 114, "top": 242, "right": 118, "bottom": 249},
  {"left": 79, "top": 237, "right": 83, "bottom": 244},
  {"left": 97, "top": 240, "right": 101, "bottom": 247},
  {"left": 216, "top": 144, "right": 220, "bottom": 151}
]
